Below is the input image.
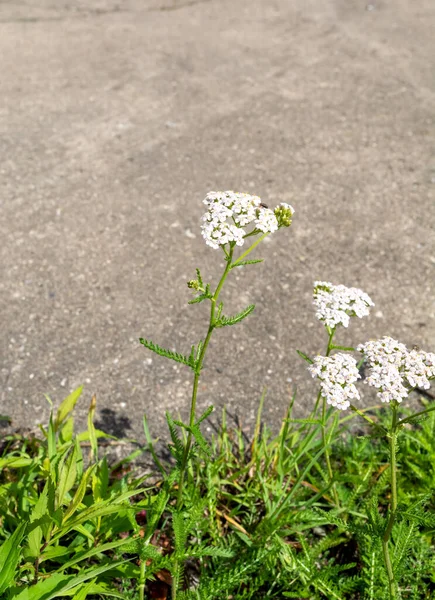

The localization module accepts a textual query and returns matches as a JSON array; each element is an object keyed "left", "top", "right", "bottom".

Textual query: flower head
[
  {"left": 357, "top": 337, "right": 435, "bottom": 403},
  {"left": 308, "top": 353, "right": 361, "bottom": 410},
  {"left": 404, "top": 349, "right": 435, "bottom": 390},
  {"left": 313, "top": 282, "right": 374, "bottom": 329},
  {"left": 201, "top": 191, "right": 294, "bottom": 249}
]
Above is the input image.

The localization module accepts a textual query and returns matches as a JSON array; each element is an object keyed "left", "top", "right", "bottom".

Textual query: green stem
[
  {"left": 176, "top": 252, "right": 233, "bottom": 509},
  {"left": 312, "top": 328, "right": 340, "bottom": 506},
  {"left": 171, "top": 566, "right": 179, "bottom": 600},
  {"left": 176, "top": 235, "right": 265, "bottom": 510},
  {"left": 382, "top": 539, "right": 395, "bottom": 600},
  {"left": 173, "top": 237, "right": 271, "bottom": 597},
  {"left": 382, "top": 405, "right": 398, "bottom": 599},
  {"left": 312, "top": 328, "right": 335, "bottom": 417},
  {"left": 139, "top": 558, "right": 146, "bottom": 600},
  {"left": 397, "top": 403, "right": 435, "bottom": 426},
  {"left": 349, "top": 405, "right": 387, "bottom": 433},
  {"left": 330, "top": 344, "right": 355, "bottom": 352},
  {"left": 232, "top": 232, "right": 270, "bottom": 267},
  {"left": 338, "top": 404, "right": 382, "bottom": 426},
  {"left": 312, "top": 389, "right": 323, "bottom": 422},
  {"left": 322, "top": 398, "right": 340, "bottom": 507},
  {"left": 325, "top": 328, "right": 335, "bottom": 356}
]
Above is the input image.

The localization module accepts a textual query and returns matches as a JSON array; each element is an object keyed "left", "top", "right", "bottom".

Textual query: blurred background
[{"left": 1, "top": 0, "right": 434, "bottom": 444}]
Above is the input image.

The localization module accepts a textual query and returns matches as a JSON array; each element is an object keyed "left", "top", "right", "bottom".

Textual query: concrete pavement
[{"left": 1, "top": 0, "right": 434, "bottom": 444}]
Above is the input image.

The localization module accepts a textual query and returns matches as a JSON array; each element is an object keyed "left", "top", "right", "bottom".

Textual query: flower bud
[
  {"left": 187, "top": 279, "right": 204, "bottom": 292},
  {"left": 274, "top": 202, "right": 295, "bottom": 228}
]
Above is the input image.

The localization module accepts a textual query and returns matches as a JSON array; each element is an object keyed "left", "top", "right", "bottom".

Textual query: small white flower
[
  {"left": 202, "top": 220, "right": 245, "bottom": 249},
  {"left": 308, "top": 353, "right": 361, "bottom": 410},
  {"left": 313, "top": 282, "right": 374, "bottom": 329},
  {"left": 255, "top": 207, "right": 279, "bottom": 233}
]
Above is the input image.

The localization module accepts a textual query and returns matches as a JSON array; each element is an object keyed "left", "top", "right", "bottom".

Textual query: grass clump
[{"left": 1, "top": 388, "right": 434, "bottom": 599}]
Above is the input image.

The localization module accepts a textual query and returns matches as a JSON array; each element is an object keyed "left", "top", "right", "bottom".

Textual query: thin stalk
[
  {"left": 138, "top": 558, "right": 146, "bottom": 600},
  {"left": 348, "top": 405, "right": 385, "bottom": 431},
  {"left": 232, "top": 232, "right": 270, "bottom": 266},
  {"left": 397, "top": 403, "right": 435, "bottom": 426},
  {"left": 310, "top": 327, "right": 340, "bottom": 506},
  {"left": 322, "top": 398, "right": 340, "bottom": 506},
  {"left": 176, "top": 251, "right": 233, "bottom": 509},
  {"left": 32, "top": 541, "right": 48, "bottom": 585},
  {"left": 382, "top": 405, "right": 398, "bottom": 599},
  {"left": 171, "top": 569, "right": 178, "bottom": 600},
  {"left": 176, "top": 236, "right": 265, "bottom": 509},
  {"left": 312, "top": 389, "right": 323, "bottom": 423},
  {"left": 312, "top": 327, "right": 335, "bottom": 417},
  {"left": 172, "top": 238, "right": 270, "bottom": 600}
]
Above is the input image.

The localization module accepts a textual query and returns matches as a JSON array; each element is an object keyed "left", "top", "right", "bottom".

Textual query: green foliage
[
  {"left": 11, "top": 183, "right": 435, "bottom": 599},
  {"left": 0, "top": 387, "right": 146, "bottom": 598},
  {"left": 2, "top": 388, "right": 435, "bottom": 599},
  {"left": 214, "top": 304, "right": 255, "bottom": 328},
  {"left": 187, "top": 268, "right": 213, "bottom": 304},
  {"left": 139, "top": 338, "right": 198, "bottom": 372},
  {"left": 0, "top": 523, "right": 27, "bottom": 594},
  {"left": 229, "top": 258, "right": 264, "bottom": 269},
  {"left": 296, "top": 349, "right": 314, "bottom": 364}
]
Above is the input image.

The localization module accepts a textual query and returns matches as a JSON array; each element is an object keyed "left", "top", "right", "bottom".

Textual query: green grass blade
[{"left": 0, "top": 522, "right": 27, "bottom": 594}]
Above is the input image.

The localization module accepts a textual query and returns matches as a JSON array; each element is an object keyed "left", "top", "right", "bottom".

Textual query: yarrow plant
[
  {"left": 302, "top": 281, "right": 375, "bottom": 507},
  {"left": 140, "top": 191, "right": 294, "bottom": 599},
  {"left": 306, "top": 303, "right": 435, "bottom": 599},
  {"left": 3, "top": 190, "right": 435, "bottom": 600}
]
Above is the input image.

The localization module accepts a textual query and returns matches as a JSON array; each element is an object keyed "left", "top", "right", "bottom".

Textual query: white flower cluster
[
  {"left": 404, "top": 349, "right": 435, "bottom": 389},
  {"left": 308, "top": 353, "right": 361, "bottom": 410},
  {"left": 201, "top": 191, "right": 294, "bottom": 249},
  {"left": 313, "top": 282, "right": 374, "bottom": 329},
  {"left": 357, "top": 337, "right": 435, "bottom": 404},
  {"left": 256, "top": 208, "right": 279, "bottom": 233}
]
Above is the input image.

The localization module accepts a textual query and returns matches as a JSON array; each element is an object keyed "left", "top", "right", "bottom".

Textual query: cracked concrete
[{"left": 0, "top": 0, "right": 434, "bottom": 445}]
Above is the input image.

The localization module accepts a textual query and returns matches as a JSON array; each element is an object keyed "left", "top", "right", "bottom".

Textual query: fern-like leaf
[
  {"left": 188, "top": 285, "right": 212, "bottom": 304},
  {"left": 166, "top": 412, "right": 185, "bottom": 466},
  {"left": 365, "top": 544, "right": 378, "bottom": 600},
  {"left": 172, "top": 511, "right": 188, "bottom": 556},
  {"left": 190, "top": 545, "right": 234, "bottom": 559},
  {"left": 139, "top": 338, "right": 195, "bottom": 370},
  {"left": 172, "top": 408, "right": 213, "bottom": 459},
  {"left": 230, "top": 259, "right": 264, "bottom": 269},
  {"left": 215, "top": 304, "right": 255, "bottom": 328},
  {"left": 144, "top": 487, "right": 170, "bottom": 541},
  {"left": 296, "top": 349, "right": 314, "bottom": 365},
  {"left": 392, "top": 520, "right": 415, "bottom": 574},
  {"left": 196, "top": 405, "right": 214, "bottom": 425},
  {"left": 216, "top": 302, "right": 223, "bottom": 321},
  {"left": 195, "top": 340, "right": 204, "bottom": 362},
  {"left": 191, "top": 424, "right": 212, "bottom": 458},
  {"left": 196, "top": 268, "right": 203, "bottom": 288}
]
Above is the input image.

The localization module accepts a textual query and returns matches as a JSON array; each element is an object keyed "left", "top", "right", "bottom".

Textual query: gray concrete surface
[{"left": 1, "top": 0, "right": 434, "bottom": 444}]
